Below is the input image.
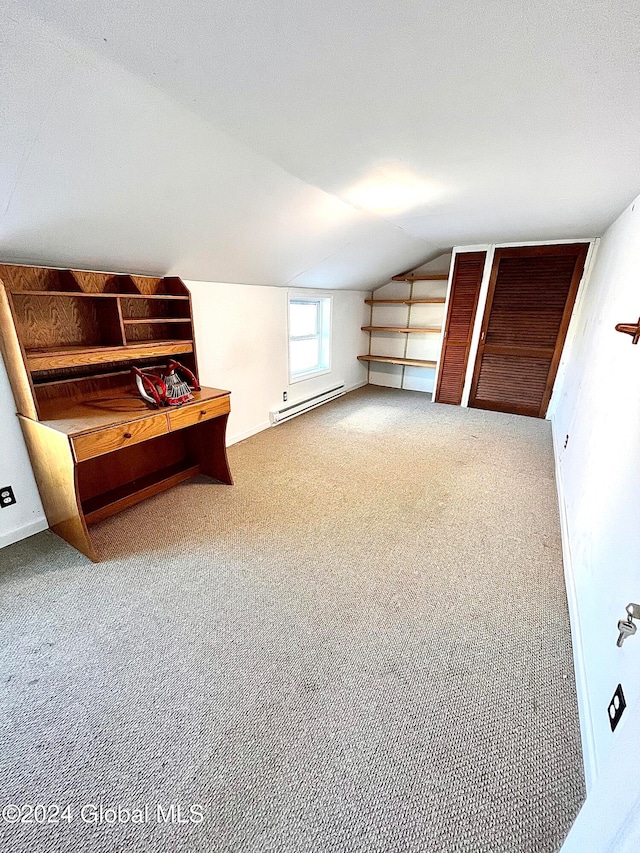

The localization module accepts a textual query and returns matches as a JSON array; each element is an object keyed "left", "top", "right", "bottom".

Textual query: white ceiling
[{"left": 2, "top": 0, "right": 640, "bottom": 288}]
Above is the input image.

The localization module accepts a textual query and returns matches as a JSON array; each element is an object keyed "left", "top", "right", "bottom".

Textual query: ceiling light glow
[{"left": 343, "top": 165, "right": 443, "bottom": 215}]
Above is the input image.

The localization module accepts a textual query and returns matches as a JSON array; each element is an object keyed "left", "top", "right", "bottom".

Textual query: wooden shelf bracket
[{"left": 615, "top": 318, "right": 640, "bottom": 344}]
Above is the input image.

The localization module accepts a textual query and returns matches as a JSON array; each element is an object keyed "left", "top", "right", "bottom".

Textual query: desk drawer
[
  {"left": 73, "top": 414, "right": 168, "bottom": 462},
  {"left": 168, "top": 395, "right": 230, "bottom": 431}
]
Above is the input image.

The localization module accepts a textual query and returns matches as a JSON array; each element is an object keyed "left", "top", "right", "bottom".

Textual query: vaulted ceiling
[{"left": 2, "top": 0, "right": 640, "bottom": 289}]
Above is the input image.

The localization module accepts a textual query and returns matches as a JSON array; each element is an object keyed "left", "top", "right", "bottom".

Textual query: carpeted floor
[{"left": 0, "top": 386, "right": 584, "bottom": 852}]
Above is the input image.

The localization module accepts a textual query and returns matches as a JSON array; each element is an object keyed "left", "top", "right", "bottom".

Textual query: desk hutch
[{"left": 0, "top": 264, "right": 232, "bottom": 561}]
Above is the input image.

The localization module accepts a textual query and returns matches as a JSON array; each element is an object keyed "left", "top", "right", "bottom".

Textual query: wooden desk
[
  {"left": 18, "top": 387, "right": 233, "bottom": 562},
  {"left": 0, "top": 264, "right": 234, "bottom": 562}
]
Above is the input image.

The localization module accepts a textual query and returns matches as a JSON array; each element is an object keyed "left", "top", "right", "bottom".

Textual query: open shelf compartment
[
  {"left": 13, "top": 292, "right": 124, "bottom": 351},
  {"left": 82, "top": 461, "right": 201, "bottom": 525}
]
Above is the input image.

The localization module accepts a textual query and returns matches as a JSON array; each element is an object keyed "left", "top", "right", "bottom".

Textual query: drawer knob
[
  {"left": 200, "top": 410, "right": 207, "bottom": 416},
  {"left": 123, "top": 432, "right": 132, "bottom": 439}
]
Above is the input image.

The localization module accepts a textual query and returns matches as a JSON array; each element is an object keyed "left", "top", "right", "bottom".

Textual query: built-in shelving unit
[{"left": 360, "top": 267, "right": 451, "bottom": 393}]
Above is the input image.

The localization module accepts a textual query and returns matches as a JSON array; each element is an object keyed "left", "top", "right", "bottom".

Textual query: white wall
[
  {"left": 551, "top": 194, "right": 640, "bottom": 785},
  {"left": 0, "top": 356, "right": 47, "bottom": 549},
  {"left": 187, "top": 282, "right": 369, "bottom": 444}
]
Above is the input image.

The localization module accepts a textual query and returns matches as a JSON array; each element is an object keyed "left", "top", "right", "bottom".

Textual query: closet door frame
[{"left": 468, "top": 242, "right": 589, "bottom": 418}]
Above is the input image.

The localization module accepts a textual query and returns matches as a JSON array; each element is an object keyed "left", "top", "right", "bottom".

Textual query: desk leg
[
  {"left": 19, "top": 417, "right": 98, "bottom": 562},
  {"left": 185, "top": 413, "right": 233, "bottom": 485}
]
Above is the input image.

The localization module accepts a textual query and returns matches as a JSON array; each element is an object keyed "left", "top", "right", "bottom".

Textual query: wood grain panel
[
  {"left": 0, "top": 285, "right": 38, "bottom": 418},
  {"left": 27, "top": 340, "right": 194, "bottom": 371},
  {"left": 71, "top": 271, "right": 116, "bottom": 293},
  {"left": 434, "top": 251, "right": 486, "bottom": 405},
  {"left": 167, "top": 394, "right": 230, "bottom": 431},
  {"left": 35, "top": 369, "right": 135, "bottom": 406},
  {"left": 161, "top": 276, "right": 190, "bottom": 296},
  {"left": 0, "top": 264, "right": 65, "bottom": 291},
  {"left": 129, "top": 276, "right": 166, "bottom": 295},
  {"left": 469, "top": 243, "right": 589, "bottom": 417},
  {"left": 83, "top": 463, "right": 200, "bottom": 525},
  {"left": 183, "top": 415, "right": 234, "bottom": 484},
  {"left": 72, "top": 413, "right": 168, "bottom": 462},
  {"left": 77, "top": 431, "right": 188, "bottom": 501},
  {"left": 119, "top": 297, "right": 191, "bottom": 320},
  {"left": 18, "top": 416, "right": 97, "bottom": 561},
  {"left": 125, "top": 321, "right": 193, "bottom": 342},
  {"left": 14, "top": 294, "right": 105, "bottom": 349},
  {"left": 38, "top": 385, "right": 227, "bottom": 435}
]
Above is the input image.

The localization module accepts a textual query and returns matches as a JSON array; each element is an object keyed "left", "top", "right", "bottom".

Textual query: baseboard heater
[{"left": 269, "top": 385, "right": 345, "bottom": 425}]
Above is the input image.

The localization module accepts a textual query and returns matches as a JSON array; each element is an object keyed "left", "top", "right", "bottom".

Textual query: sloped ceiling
[{"left": 2, "top": 0, "right": 640, "bottom": 289}]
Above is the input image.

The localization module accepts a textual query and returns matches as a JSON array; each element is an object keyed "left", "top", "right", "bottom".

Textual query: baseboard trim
[
  {"left": 227, "top": 420, "right": 271, "bottom": 447},
  {"left": 0, "top": 516, "right": 49, "bottom": 550},
  {"left": 551, "top": 415, "right": 598, "bottom": 792},
  {"left": 344, "top": 379, "right": 368, "bottom": 393},
  {"left": 226, "top": 382, "right": 368, "bottom": 447}
]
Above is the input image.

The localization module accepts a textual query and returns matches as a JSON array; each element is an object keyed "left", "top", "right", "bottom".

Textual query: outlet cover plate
[
  {"left": 0, "top": 486, "right": 16, "bottom": 508},
  {"left": 608, "top": 683, "right": 626, "bottom": 732}
]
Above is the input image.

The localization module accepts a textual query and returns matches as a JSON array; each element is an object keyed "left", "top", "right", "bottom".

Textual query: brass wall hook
[{"left": 615, "top": 318, "right": 640, "bottom": 344}]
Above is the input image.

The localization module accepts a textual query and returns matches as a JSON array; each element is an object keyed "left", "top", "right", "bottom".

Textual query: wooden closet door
[
  {"left": 434, "top": 251, "right": 486, "bottom": 405},
  {"left": 468, "top": 243, "right": 588, "bottom": 418}
]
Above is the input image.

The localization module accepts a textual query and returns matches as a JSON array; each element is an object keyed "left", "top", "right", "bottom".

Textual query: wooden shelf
[
  {"left": 362, "top": 325, "right": 442, "bottom": 333},
  {"left": 364, "top": 298, "right": 446, "bottom": 305},
  {"left": 122, "top": 318, "right": 192, "bottom": 325},
  {"left": 27, "top": 340, "right": 194, "bottom": 371},
  {"left": 391, "top": 274, "right": 449, "bottom": 281},
  {"left": 32, "top": 369, "right": 133, "bottom": 388},
  {"left": 9, "top": 290, "right": 189, "bottom": 300},
  {"left": 82, "top": 462, "right": 200, "bottom": 525},
  {"left": 358, "top": 355, "right": 437, "bottom": 368}
]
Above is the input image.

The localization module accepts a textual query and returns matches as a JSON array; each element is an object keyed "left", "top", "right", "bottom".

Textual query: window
[{"left": 288, "top": 294, "right": 331, "bottom": 382}]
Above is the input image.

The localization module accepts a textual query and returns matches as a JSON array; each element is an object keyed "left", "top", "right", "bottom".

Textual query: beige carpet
[{"left": 0, "top": 386, "right": 584, "bottom": 852}]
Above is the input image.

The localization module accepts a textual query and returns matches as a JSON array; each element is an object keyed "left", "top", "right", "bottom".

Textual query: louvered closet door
[
  {"left": 469, "top": 243, "right": 588, "bottom": 418},
  {"left": 434, "top": 251, "right": 486, "bottom": 405}
]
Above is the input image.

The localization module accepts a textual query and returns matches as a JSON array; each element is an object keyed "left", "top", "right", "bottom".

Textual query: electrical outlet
[
  {"left": 0, "top": 486, "right": 16, "bottom": 508},
  {"left": 564, "top": 434, "right": 569, "bottom": 449},
  {"left": 608, "top": 684, "right": 626, "bottom": 732},
  {"left": 283, "top": 391, "right": 288, "bottom": 402}
]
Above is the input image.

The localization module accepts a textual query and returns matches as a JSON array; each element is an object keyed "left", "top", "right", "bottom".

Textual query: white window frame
[{"left": 287, "top": 291, "right": 332, "bottom": 383}]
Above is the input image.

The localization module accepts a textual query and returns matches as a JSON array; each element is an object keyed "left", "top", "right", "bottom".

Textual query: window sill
[{"left": 289, "top": 366, "right": 332, "bottom": 385}]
